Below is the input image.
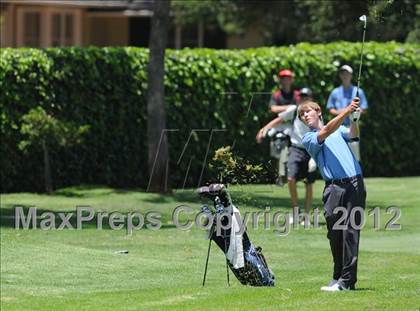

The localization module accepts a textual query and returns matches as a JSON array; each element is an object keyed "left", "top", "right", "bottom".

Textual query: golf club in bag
[{"left": 198, "top": 183, "right": 275, "bottom": 287}]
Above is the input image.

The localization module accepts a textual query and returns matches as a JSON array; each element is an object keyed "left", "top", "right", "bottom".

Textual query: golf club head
[{"left": 359, "top": 15, "right": 367, "bottom": 28}]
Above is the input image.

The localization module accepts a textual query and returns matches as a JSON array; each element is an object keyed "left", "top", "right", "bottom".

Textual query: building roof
[
  {"left": 1, "top": 0, "right": 154, "bottom": 16},
  {"left": 2, "top": 0, "right": 153, "bottom": 10}
]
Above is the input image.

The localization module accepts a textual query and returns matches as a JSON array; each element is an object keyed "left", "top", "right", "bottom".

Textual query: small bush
[{"left": 209, "top": 146, "right": 263, "bottom": 184}]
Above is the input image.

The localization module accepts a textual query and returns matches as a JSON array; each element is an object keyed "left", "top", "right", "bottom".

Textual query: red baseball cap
[{"left": 278, "top": 69, "right": 294, "bottom": 78}]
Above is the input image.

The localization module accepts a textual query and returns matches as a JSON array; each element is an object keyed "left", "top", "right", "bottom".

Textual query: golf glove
[{"left": 308, "top": 158, "right": 317, "bottom": 173}]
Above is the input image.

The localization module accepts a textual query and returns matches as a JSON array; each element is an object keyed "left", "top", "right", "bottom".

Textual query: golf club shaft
[
  {"left": 224, "top": 229, "right": 230, "bottom": 286},
  {"left": 356, "top": 24, "right": 367, "bottom": 97},
  {"left": 226, "top": 259, "right": 230, "bottom": 286},
  {"left": 202, "top": 224, "right": 215, "bottom": 286}
]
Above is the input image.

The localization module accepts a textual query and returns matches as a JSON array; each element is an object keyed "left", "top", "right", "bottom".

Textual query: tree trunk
[
  {"left": 146, "top": 0, "right": 171, "bottom": 193},
  {"left": 42, "top": 140, "right": 53, "bottom": 194}
]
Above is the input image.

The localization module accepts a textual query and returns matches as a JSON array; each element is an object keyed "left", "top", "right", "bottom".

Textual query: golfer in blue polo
[{"left": 298, "top": 97, "right": 366, "bottom": 292}]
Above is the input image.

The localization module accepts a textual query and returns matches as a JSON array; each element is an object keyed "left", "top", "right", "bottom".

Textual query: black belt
[{"left": 325, "top": 174, "right": 361, "bottom": 186}]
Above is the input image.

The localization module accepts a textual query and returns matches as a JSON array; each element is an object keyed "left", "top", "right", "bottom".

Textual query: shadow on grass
[
  {"left": 353, "top": 288, "right": 374, "bottom": 291},
  {"left": 52, "top": 185, "right": 146, "bottom": 198},
  {"left": 0, "top": 205, "right": 175, "bottom": 230},
  {"left": 138, "top": 189, "right": 296, "bottom": 210},
  {"left": 144, "top": 190, "right": 299, "bottom": 209},
  {"left": 50, "top": 184, "right": 301, "bottom": 209},
  {"left": 2, "top": 184, "right": 387, "bottom": 230}
]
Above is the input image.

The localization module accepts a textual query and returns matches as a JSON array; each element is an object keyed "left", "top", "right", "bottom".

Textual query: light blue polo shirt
[
  {"left": 302, "top": 126, "right": 362, "bottom": 181},
  {"left": 327, "top": 85, "right": 368, "bottom": 126}
]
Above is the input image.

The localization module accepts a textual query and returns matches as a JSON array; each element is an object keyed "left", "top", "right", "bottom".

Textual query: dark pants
[
  {"left": 287, "top": 146, "right": 316, "bottom": 184},
  {"left": 322, "top": 175, "right": 366, "bottom": 288}
]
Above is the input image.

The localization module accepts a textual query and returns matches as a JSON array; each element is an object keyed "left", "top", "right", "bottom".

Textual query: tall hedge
[{"left": 1, "top": 42, "right": 419, "bottom": 192}]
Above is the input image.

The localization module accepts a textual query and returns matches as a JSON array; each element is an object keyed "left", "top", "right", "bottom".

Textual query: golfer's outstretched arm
[
  {"left": 318, "top": 98, "right": 360, "bottom": 143},
  {"left": 264, "top": 116, "right": 284, "bottom": 130},
  {"left": 270, "top": 105, "right": 291, "bottom": 114},
  {"left": 256, "top": 117, "right": 284, "bottom": 143}
]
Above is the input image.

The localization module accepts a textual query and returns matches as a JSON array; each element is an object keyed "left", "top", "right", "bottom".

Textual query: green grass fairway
[{"left": 1, "top": 177, "right": 420, "bottom": 310}]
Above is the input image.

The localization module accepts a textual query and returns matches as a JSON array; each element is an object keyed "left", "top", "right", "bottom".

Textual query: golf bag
[
  {"left": 266, "top": 127, "right": 290, "bottom": 186},
  {"left": 198, "top": 183, "right": 275, "bottom": 287},
  {"left": 267, "top": 127, "right": 290, "bottom": 156}
]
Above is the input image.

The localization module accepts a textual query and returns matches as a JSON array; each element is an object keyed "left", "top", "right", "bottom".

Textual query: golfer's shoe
[
  {"left": 320, "top": 279, "right": 338, "bottom": 291},
  {"left": 320, "top": 282, "right": 350, "bottom": 292}
]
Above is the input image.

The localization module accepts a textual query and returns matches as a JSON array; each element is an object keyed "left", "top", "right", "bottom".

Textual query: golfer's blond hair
[{"left": 297, "top": 100, "right": 322, "bottom": 121}]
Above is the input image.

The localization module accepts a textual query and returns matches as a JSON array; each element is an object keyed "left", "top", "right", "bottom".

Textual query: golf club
[
  {"left": 352, "top": 14, "right": 367, "bottom": 122},
  {"left": 356, "top": 14, "right": 367, "bottom": 97},
  {"left": 202, "top": 198, "right": 230, "bottom": 287},
  {"left": 202, "top": 223, "right": 215, "bottom": 286}
]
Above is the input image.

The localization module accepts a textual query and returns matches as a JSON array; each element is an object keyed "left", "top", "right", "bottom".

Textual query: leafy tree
[
  {"left": 172, "top": 0, "right": 252, "bottom": 35},
  {"left": 171, "top": 0, "right": 419, "bottom": 45},
  {"left": 406, "top": 2, "right": 420, "bottom": 43},
  {"left": 367, "top": 0, "right": 419, "bottom": 42},
  {"left": 294, "top": 0, "right": 369, "bottom": 43},
  {"left": 18, "top": 107, "right": 89, "bottom": 193}
]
